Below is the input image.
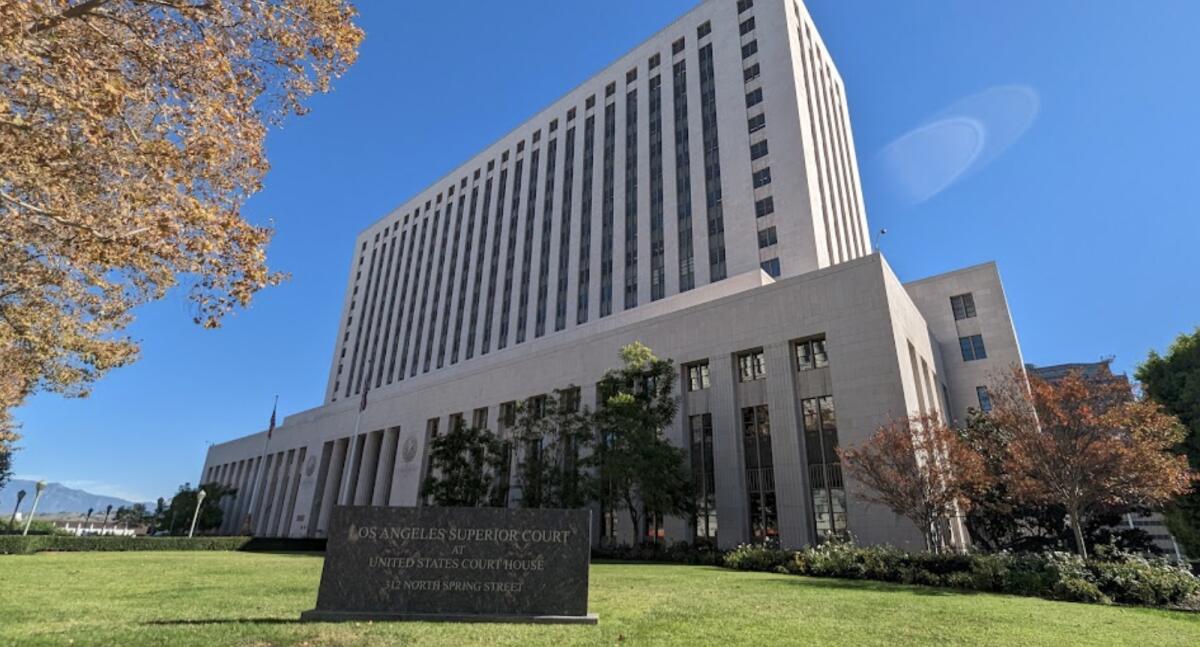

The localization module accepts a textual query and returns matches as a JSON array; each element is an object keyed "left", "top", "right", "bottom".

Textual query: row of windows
[
  {"left": 335, "top": 14, "right": 748, "bottom": 400},
  {"left": 684, "top": 337, "right": 830, "bottom": 391}
]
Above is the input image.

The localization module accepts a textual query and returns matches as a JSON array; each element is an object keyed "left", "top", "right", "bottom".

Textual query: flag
[{"left": 267, "top": 399, "right": 277, "bottom": 439}]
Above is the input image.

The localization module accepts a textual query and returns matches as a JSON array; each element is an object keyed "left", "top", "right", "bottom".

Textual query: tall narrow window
[
  {"left": 648, "top": 75, "right": 665, "bottom": 301},
  {"left": 577, "top": 116, "right": 596, "bottom": 324},
  {"left": 535, "top": 137, "right": 558, "bottom": 337},
  {"left": 435, "top": 193, "right": 466, "bottom": 368},
  {"left": 556, "top": 125, "right": 576, "bottom": 331},
  {"left": 699, "top": 44, "right": 726, "bottom": 281},
  {"left": 516, "top": 148, "right": 541, "bottom": 342},
  {"left": 623, "top": 88, "right": 639, "bottom": 310},
  {"left": 600, "top": 102, "right": 617, "bottom": 316},
  {"left": 409, "top": 209, "right": 441, "bottom": 377},
  {"left": 742, "top": 405, "right": 776, "bottom": 545},
  {"left": 672, "top": 60, "right": 696, "bottom": 292},
  {"left": 481, "top": 164, "right": 510, "bottom": 354},
  {"left": 499, "top": 156, "right": 525, "bottom": 349},
  {"left": 451, "top": 177, "right": 486, "bottom": 364},
  {"left": 466, "top": 164, "right": 497, "bottom": 359},
  {"left": 803, "top": 396, "right": 846, "bottom": 540},
  {"left": 976, "top": 386, "right": 992, "bottom": 413},
  {"left": 690, "top": 413, "right": 718, "bottom": 543}
]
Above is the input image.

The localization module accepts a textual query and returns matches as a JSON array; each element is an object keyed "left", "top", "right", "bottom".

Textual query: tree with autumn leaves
[
  {"left": 839, "top": 413, "right": 987, "bottom": 553},
  {"left": 841, "top": 368, "right": 1194, "bottom": 557},
  {"left": 0, "top": 2, "right": 363, "bottom": 439}
]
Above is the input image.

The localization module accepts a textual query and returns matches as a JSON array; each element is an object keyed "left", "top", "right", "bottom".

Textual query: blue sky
[{"left": 10, "top": 1, "right": 1200, "bottom": 503}]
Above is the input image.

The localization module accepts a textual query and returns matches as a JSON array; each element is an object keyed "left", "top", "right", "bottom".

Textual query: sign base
[{"left": 300, "top": 609, "right": 599, "bottom": 625}]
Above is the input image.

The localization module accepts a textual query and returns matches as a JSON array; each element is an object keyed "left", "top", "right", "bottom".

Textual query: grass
[{"left": 0, "top": 552, "right": 1197, "bottom": 646}]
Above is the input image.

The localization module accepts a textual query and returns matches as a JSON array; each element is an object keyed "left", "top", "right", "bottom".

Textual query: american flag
[
  {"left": 358, "top": 375, "right": 370, "bottom": 412},
  {"left": 267, "top": 400, "right": 277, "bottom": 439}
]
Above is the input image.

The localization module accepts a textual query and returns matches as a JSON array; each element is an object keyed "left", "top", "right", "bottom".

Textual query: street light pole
[
  {"left": 188, "top": 489, "right": 207, "bottom": 538},
  {"left": 7, "top": 489, "right": 25, "bottom": 532},
  {"left": 22, "top": 481, "right": 48, "bottom": 536}
]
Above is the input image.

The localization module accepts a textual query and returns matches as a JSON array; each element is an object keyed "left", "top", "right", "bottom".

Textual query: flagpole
[{"left": 243, "top": 395, "right": 277, "bottom": 535}]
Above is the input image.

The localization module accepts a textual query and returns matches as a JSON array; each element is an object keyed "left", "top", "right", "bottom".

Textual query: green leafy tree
[
  {"left": 159, "top": 482, "right": 234, "bottom": 535},
  {"left": 113, "top": 503, "right": 149, "bottom": 527},
  {"left": 421, "top": 423, "right": 508, "bottom": 507},
  {"left": 1137, "top": 327, "right": 1200, "bottom": 557},
  {"left": 594, "top": 342, "right": 695, "bottom": 544},
  {"left": 512, "top": 388, "right": 596, "bottom": 509}
]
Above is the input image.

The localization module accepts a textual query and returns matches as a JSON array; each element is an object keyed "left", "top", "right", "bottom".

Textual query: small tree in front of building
[
  {"left": 991, "top": 368, "right": 1196, "bottom": 558},
  {"left": 593, "top": 342, "right": 695, "bottom": 544},
  {"left": 839, "top": 413, "right": 988, "bottom": 553},
  {"left": 512, "top": 387, "right": 596, "bottom": 510},
  {"left": 420, "top": 422, "right": 508, "bottom": 507}
]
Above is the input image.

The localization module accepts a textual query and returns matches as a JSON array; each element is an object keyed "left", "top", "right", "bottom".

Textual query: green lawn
[{"left": 1, "top": 552, "right": 1197, "bottom": 646}]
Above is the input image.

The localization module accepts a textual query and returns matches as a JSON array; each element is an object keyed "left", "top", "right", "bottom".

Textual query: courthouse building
[{"left": 200, "top": 0, "right": 1025, "bottom": 551}]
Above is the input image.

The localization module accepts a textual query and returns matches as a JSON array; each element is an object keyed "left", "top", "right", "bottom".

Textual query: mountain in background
[{"left": 0, "top": 479, "right": 136, "bottom": 515}]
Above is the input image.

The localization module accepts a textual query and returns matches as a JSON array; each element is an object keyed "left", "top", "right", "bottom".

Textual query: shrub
[
  {"left": 1088, "top": 553, "right": 1200, "bottom": 607},
  {"left": 718, "top": 542, "right": 1200, "bottom": 609},
  {"left": 723, "top": 544, "right": 792, "bottom": 572},
  {"left": 0, "top": 535, "right": 252, "bottom": 555},
  {"left": 593, "top": 541, "right": 724, "bottom": 566}
]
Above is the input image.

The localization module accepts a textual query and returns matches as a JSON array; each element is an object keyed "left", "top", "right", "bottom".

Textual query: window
[
  {"left": 951, "top": 293, "right": 977, "bottom": 320},
  {"left": 747, "top": 113, "right": 766, "bottom": 135},
  {"left": 755, "top": 196, "right": 774, "bottom": 217},
  {"left": 743, "top": 63, "right": 760, "bottom": 82},
  {"left": 738, "top": 349, "right": 766, "bottom": 382},
  {"left": 649, "top": 53, "right": 660, "bottom": 69},
  {"left": 742, "top": 405, "right": 776, "bottom": 545},
  {"left": 745, "top": 88, "right": 763, "bottom": 108},
  {"left": 697, "top": 21, "right": 711, "bottom": 38},
  {"left": 741, "top": 40, "right": 758, "bottom": 58},
  {"left": 449, "top": 412, "right": 465, "bottom": 432},
  {"left": 959, "top": 335, "right": 987, "bottom": 361},
  {"left": 605, "top": 82, "right": 615, "bottom": 97},
  {"left": 672, "top": 37, "right": 685, "bottom": 54},
  {"left": 626, "top": 67, "right": 637, "bottom": 83},
  {"left": 567, "top": 107, "right": 576, "bottom": 121},
  {"left": 796, "top": 337, "right": 829, "bottom": 370},
  {"left": 752, "top": 167, "right": 771, "bottom": 187},
  {"left": 750, "top": 140, "right": 769, "bottom": 160},
  {"left": 757, "top": 226, "right": 777, "bottom": 248},
  {"left": 586, "top": 95, "right": 596, "bottom": 109},
  {"left": 737, "top": 0, "right": 754, "bottom": 13},
  {"left": 976, "top": 386, "right": 992, "bottom": 413},
  {"left": 739, "top": 17, "right": 756, "bottom": 35},
  {"left": 499, "top": 401, "right": 517, "bottom": 428},
  {"left": 802, "top": 396, "right": 847, "bottom": 539},
  {"left": 686, "top": 361, "right": 711, "bottom": 391},
  {"left": 690, "top": 414, "right": 718, "bottom": 543},
  {"left": 549, "top": 118, "right": 558, "bottom": 132},
  {"left": 760, "top": 258, "right": 780, "bottom": 277}
]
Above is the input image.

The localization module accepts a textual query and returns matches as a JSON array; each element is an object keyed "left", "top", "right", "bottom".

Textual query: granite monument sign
[{"left": 301, "top": 506, "right": 596, "bottom": 623}]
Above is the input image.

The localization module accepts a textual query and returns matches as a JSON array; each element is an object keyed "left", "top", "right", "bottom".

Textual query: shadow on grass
[
  {"left": 763, "top": 574, "right": 983, "bottom": 597},
  {"left": 142, "top": 618, "right": 302, "bottom": 626}
]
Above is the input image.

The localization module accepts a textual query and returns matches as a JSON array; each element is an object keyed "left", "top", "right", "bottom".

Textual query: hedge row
[
  {"left": 0, "top": 535, "right": 253, "bottom": 555},
  {"left": 724, "top": 542, "right": 1200, "bottom": 609}
]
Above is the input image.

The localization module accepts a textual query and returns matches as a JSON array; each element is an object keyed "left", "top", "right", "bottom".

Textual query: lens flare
[{"left": 876, "top": 85, "right": 1039, "bottom": 205}]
